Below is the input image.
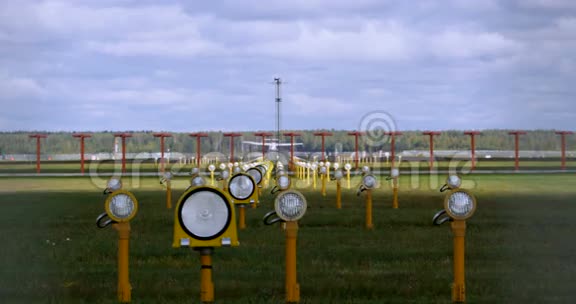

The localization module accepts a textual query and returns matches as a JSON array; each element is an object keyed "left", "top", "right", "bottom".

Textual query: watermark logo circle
[{"left": 358, "top": 111, "right": 397, "bottom": 147}]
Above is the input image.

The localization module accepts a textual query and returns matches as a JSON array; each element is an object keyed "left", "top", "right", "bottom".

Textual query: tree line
[{"left": 0, "top": 130, "right": 572, "bottom": 155}]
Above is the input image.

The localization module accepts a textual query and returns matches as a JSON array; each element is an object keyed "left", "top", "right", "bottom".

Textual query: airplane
[{"left": 242, "top": 140, "right": 303, "bottom": 152}]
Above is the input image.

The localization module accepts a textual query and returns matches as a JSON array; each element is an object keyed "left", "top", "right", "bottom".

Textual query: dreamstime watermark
[{"left": 358, "top": 110, "right": 398, "bottom": 147}]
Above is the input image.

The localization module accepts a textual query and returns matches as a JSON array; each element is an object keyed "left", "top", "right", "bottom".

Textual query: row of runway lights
[{"left": 96, "top": 161, "right": 477, "bottom": 303}]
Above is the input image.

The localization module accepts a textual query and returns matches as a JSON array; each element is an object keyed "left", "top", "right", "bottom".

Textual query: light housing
[
  {"left": 319, "top": 166, "right": 327, "bottom": 174},
  {"left": 163, "top": 172, "right": 173, "bottom": 180},
  {"left": 274, "top": 190, "right": 307, "bottom": 222},
  {"left": 191, "top": 167, "right": 200, "bottom": 175},
  {"left": 228, "top": 173, "right": 256, "bottom": 202},
  {"left": 106, "top": 178, "right": 122, "bottom": 192},
  {"left": 219, "top": 163, "right": 227, "bottom": 170},
  {"left": 362, "top": 174, "right": 377, "bottom": 189},
  {"left": 333, "top": 170, "right": 343, "bottom": 180},
  {"left": 444, "top": 189, "right": 477, "bottom": 220},
  {"left": 391, "top": 168, "right": 400, "bottom": 178},
  {"left": 333, "top": 163, "right": 340, "bottom": 170},
  {"left": 325, "top": 161, "right": 331, "bottom": 168},
  {"left": 344, "top": 163, "right": 352, "bottom": 171},
  {"left": 246, "top": 167, "right": 263, "bottom": 185},
  {"left": 362, "top": 166, "right": 370, "bottom": 173},
  {"left": 221, "top": 170, "right": 230, "bottom": 180},
  {"left": 208, "top": 164, "right": 216, "bottom": 172},
  {"left": 278, "top": 174, "right": 291, "bottom": 190},
  {"left": 233, "top": 167, "right": 242, "bottom": 174},
  {"left": 173, "top": 186, "right": 238, "bottom": 248},
  {"left": 190, "top": 175, "right": 206, "bottom": 187},
  {"left": 105, "top": 190, "right": 138, "bottom": 222},
  {"left": 447, "top": 175, "right": 462, "bottom": 189}
]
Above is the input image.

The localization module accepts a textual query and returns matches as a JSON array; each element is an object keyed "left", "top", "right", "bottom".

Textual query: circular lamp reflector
[
  {"left": 333, "top": 163, "right": 340, "bottom": 169},
  {"left": 319, "top": 166, "right": 327, "bottom": 174},
  {"left": 105, "top": 191, "right": 138, "bottom": 222},
  {"left": 444, "top": 190, "right": 476, "bottom": 220},
  {"left": 278, "top": 175, "right": 291, "bottom": 190},
  {"left": 256, "top": 165, "right": 267, "bottom": 176},
  {"left": 227, "top": 163, "right": 234, "bottom": 169},
  {"left": 221, "top": 170, "right": 230, "bottom": 180},
  {"left": 242, "top": 164, "right": 250, "bottom": 171},
  {"left": 190, "top": 176, "right": 206, "bottom": 187},
  {"left": 334, "top": 170, "right": 343, "bottom": 180},
  {"left": 344, "top": 163, "right": 352, "bottom": 171},
  {"left": 274, "top": 190, "right": 307, "bottom": 221},
  {"left": 306, "top": 163, "right": 311, "bottom": 169},
  {"left": 311, "top": 164, "right": 318, "bottom": 171},
  {"left": 234, "top": 162, "right": 239, "bottom": 167},
  {"left": 219, "top": 163, "right": 227, "bottom": 170},
  {"left": 391, "top": 168, "right": 400, "bottom": 178},
  {"left": 163, "top": 172, "right": 173, "bottom": 180},
  {"left": 233, "top": 167, "right": 241, "bottom": 174},
  {"left": 178, "top": 188, "right": 232, "bottom": 240},
  {"left": 362, "top": 174, "right": 377, "bottom": 189},
  {"left": 228, "top": 174, "right": 255, "bottom": 200},
  {"left": 319, "top": 161, "right": 325, "bottom": 167},
  {"left": 325, "top": 161, "right": 331, "bottom": 167},
  {"left": 447, "top": 175, "right": 462, "bottom": 189},
  {"left": 107, "top": 178, "right": 122, "bottom": 191},
  {"left": 208, "top": 165, "right": 216, "bottom": 172},
  {"left": 247, "top": 168, "right": 263, "bottom": 185},
  {"left": 191, "top": 167, "right": 200, "bottom": 175},
  {"left": 362, "top": 166, "right": 370, "bottom": 173}
]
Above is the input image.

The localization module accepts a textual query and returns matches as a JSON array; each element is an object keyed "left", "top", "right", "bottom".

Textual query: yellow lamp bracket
[{"left": 96, "top": 190, "right": 139, "bottom": 228}]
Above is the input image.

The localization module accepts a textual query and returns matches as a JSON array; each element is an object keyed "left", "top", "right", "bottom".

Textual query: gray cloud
[{"left": 0, "top": 0, "right": 575, "bottom": 132}]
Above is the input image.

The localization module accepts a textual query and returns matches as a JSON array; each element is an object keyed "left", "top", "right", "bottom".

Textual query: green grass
[{"left": 1, "top": 175, "right": 576, "bottom": 303}]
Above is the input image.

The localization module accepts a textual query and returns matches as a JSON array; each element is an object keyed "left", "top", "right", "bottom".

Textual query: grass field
[{"left": 1, "top": 174, "right": 576, "bottom": 303}]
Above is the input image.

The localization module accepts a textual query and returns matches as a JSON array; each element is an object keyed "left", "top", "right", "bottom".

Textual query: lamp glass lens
[
  {"left": 164, "top": 172, "right": 173, "bottom": 180},
  {"left": 276, "top": 192, "right": 307, "bottom": 221},
  {"left": 447, "top": 175, "right": 462, "bottom": 188},
  {"left": 107, "top": 178, "right": 122, "bottom": 191},
  {"left": 363, "top": 175, "right": 376, "bottom": 189},
  {"left": 180, "top": 191, "right": 230, "bottom": 238},
  {"left": 344, "top": 163, "right": 352, "bottom": 170},
  {"left": 191, "top": 176, "right": 206, "bottom": 186},
  {"left": 447, "top": 191, "right": 475, "bottom": 218},
  {"left": 109, "top": 194, "right": 135, "bottom": 219},
  {"left": 320, "top": 166, "right": 327, "bottom": 174},
  {"left": 221, "top": 170, "right": 230, "bottom": 179},
  {"left": 219, "top": 163, "right": 226, "bottom": 170},
  {"left": 247, "top": 168, "right": 263, "bottom": 184},
  {"left": 278, "top": 175, "right": 290, "bottom": 189},
  {"left": 362, "top": 166, "right": 370, "bottom": 173},
  {"left": 334, "top": 170, "right": 343, "bottom": 180},
  {"left": 391, "top": 168, "right": 400, "bottom": 178},
  {"left": 229, "top": 175, "right": 255, "bottom": 200},
  {"left": 208, "top": 165, "right": 215, "bottom": 172}
]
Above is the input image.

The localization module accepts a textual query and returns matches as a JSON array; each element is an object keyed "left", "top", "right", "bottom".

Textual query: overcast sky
[{"left": 1, "top": 0, "right": 575, "bottom": 132}]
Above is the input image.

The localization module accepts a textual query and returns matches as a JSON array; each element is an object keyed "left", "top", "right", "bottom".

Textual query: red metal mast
[
  {"left": 72, "top": 133, "right": 92, "bottom": 174},
  {"left": 384, "top": 132, "right": 403, "bottom": 167},
  {"left": 555, "top": 131, "right": 574, "bottom": 170},
  {"left": 283, "top": 132, "right": 301, "bottom": 170},
  {"left": 313, "top": 132, "right": 333, "bottom": 162},
  {"left": 422, "top": 131, "right": 441, "bottom": 169},
  {"left": 464, "top": 131, "right": 481, "bottom": 170},
  {"left": 113, "top": 133, "right": 133, "bottom": 173},
  {"left": 153, "top": 133, "right": 172, "bottom": 173},
  {"left": 189, "top": 133, "right": 209, "bottom": 168},
  {"left": 254, "top": 132, "right": 273, "bottom": 161},
  {"left": 29, "top": 134, "right": 48, "bottom": 173},
  {"left": 223, "top": 133, "right": 242, "bottom": 163},
  {"left": 347, "top": 131, "right": 364, "bottom": 169},
  {"left": 508, "top": 131, "right": 527, "bottom": 171}
]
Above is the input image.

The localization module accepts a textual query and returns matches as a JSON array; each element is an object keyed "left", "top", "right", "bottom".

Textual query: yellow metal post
[
  {"left": 285, "top": 221, "right": 300, "bottom": 303},
  {"left": 113, "top": 222, "right": 131, "bottom": 303},
  {"left": 336, "top": 180, "right": 342, "bottom": 209},
  {"left": 210, "top": 172, "right": 214, "bottom": 186},
  {"left": 313, "top": 171, "right": 317, "bottom": 189},
  {"left": 392, "top": 177, "right": 398, "bottom": 209},
  {"left": 321, "top": 175, "right": 326, "bottom": 197},
  {"left": 238, "top": 205, "right": 246, "bottom": 230},
  {"left": 346, "top": 171, "right": 351, "bottom": 189},
  {"left": 307, "top": 167, "right": 310, "bottom": 184},
  {"left": 199, "top": 248, "right": 215, "bottom": 303},
  {"left": 451, "top": 220, "right": 467, "bottom": 303},
  {"left": 166, "top": 180, "right": 172, "bottom": 209},
  {"left": 365, "top": 189, "right": 373, "bottom": 230}
]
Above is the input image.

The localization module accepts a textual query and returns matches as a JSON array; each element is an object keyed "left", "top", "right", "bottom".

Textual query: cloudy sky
[{"left": 1, "top": 0, "right": 575, "bottom": 132}]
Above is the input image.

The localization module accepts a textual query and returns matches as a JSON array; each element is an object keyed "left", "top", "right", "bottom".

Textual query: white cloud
[
  {"left": 0, "top": 74, "right": 45, "bottom": 99},
  {"left": 429, "top": 30, "right": 523, "bottom": 59}
]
